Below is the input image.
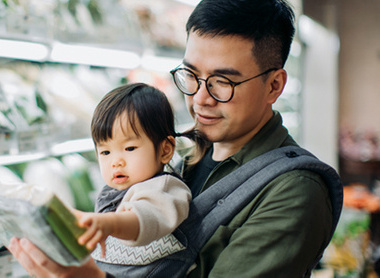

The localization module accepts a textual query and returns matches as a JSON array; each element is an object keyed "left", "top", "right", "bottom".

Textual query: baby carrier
[{"left": 94, "top": 145, "right": 343, "bottom": 277}]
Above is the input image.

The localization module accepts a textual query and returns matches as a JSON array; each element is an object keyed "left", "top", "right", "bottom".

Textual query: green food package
[{"left": 0, "top": 191, "right": 91, "bottom": 266}]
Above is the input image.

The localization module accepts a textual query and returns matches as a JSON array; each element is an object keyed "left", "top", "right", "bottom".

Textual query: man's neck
[{"left": 212, "top": 142, "right": 242, "bottom": 161}]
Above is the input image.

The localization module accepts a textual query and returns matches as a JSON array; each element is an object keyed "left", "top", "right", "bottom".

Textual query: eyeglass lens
[
  {"left": 174, "top": 69, "right": 232, "bottom": 101},
  {"left": 175, "top": 70, "right": 198, "bottom": 95}
]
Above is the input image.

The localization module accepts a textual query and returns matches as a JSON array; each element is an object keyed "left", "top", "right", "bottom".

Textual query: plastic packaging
[{"left": 0, "top": 182, "right": 91, "bottom": 266}]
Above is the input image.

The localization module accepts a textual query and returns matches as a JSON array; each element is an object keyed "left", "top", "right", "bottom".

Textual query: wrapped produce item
[
  {"left": 0, "top": 166, "right": 23, "bottom": 185},
  {"left": 23, "top": 158, "right": 75, "bottom": 208},
  {"left": 14, "top": 95, "right": 46, "bottom": 126},
  {"left": 0, "top": 183, "right": 91, "bottom": 266},
  {"left": 0, "top": 88, "right": 16, "bottom": 134},
  {"left": 0, "top": 111, "right": 15, "bottom": 133}
]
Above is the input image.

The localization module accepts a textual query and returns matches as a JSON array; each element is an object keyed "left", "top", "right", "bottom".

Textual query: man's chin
[
  {"left": 198, "top": 130, "right": 220, "bottom": 143},
  {"left": 194, "top": 122, "right": 220, "bottom": 142}
]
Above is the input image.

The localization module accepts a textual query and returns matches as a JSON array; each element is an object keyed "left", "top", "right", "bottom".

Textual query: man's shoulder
[{"left": 268, "top": 168, "right": 329, "bottom": 197}]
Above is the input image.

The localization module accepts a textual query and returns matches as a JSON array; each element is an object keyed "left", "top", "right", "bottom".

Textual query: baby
[{"left": 75, "top": 83, "right": 192, "bottom": 259}]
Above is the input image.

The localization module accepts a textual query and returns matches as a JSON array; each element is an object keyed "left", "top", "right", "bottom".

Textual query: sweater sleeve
[{"left": 116, "top": 175, "right": 191, "bottom": 246}]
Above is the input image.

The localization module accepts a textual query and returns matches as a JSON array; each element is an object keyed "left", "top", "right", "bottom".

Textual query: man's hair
[
  {"left": 186, "top": 0, "right": 295, "bottom": 70},
  {"left": 91, "top": 83, "right": 176, "bottom": 154}
]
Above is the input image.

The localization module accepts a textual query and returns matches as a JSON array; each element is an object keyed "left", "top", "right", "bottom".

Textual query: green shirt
[{"left": 183, "top": 111, "right": 333, "bottom": 278}]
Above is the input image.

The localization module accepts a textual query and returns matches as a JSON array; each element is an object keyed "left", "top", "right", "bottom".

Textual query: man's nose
[{"left": 193, "top": 79, "right": 216, "bottom": 105}]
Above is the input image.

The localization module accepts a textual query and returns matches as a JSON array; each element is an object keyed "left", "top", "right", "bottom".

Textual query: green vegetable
[{"left": 43, "top": 195, "right": 90, "bottom": 260}]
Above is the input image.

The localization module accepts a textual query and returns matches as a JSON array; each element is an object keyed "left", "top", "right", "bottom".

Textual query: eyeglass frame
[{"left": 170, "top": 67, "right": 278, "bottom": 103}]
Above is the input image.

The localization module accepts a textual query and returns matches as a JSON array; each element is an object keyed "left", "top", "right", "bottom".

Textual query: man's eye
[
  {"left": 215, "top": 78, "right": 230, "bottom": 87},
  {"left": 126, "top": 147, "right": 136, "bottom": 151},
  {"left": 185, "top": 72, "right": 196, "bottom": 80}
]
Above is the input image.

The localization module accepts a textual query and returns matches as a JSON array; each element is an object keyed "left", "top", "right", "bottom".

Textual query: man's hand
[{"left": 8, "top": 237, "right": 105, "bottom": 278}]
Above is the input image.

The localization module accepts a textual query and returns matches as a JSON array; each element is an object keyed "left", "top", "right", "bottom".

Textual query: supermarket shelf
[
  {"left": 0, "top": 152, "right": 48, "bottom": 165},
  {"left": 50, "top": 138, "right": 94, "bottom": 156},
  {"left": 0, "top": 138, "right": 94, "bottom": 166}
]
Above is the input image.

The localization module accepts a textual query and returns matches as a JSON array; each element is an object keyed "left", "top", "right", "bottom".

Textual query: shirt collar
[{"left": 229, "top": 111, "right": 295, "bottom": 165}]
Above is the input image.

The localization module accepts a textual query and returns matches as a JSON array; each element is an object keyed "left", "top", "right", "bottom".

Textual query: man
[
  {"left": 171, "top": 1, "right": 334, "bottom": 277},
  {"left": 9, "top": 0, "right": 338, "bottom": 277}
]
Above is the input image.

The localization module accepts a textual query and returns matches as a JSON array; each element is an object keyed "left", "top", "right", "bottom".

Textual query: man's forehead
[{"left": 184, "top": 32, "right": 257, "bottom": 74}]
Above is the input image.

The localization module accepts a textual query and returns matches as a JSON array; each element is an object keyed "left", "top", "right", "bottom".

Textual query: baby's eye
[
  {"left": 125, "top": 146, "right": 136, "bottom": 152},
  {"left": 100, "top": 150, "right": 110, "bottom": 156}
]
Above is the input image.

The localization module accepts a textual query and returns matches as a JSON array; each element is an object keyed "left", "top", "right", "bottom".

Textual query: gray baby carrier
[{"left": 95, "top": 145, "right": 343, "bottom": 277}]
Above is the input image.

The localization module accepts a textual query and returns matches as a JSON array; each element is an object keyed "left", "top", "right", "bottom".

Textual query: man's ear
[
  {"left": 266, "top": 69, "right": 287, "bottom": 104},
  {"left": 160, "top": 136, "right": 176, "bottom": 165}
]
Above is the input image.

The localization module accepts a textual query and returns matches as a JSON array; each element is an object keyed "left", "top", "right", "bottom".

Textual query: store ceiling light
[
  {"left": 50, "top": 43, "right": 141, "bottom": 69},
  {"left": 0, "top": 39, "right": 49, "bottom": 62}
]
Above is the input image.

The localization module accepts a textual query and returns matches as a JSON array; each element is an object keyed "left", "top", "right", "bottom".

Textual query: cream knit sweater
[{"left": 116, "top": 174, "right": 191, "bottom": 246}]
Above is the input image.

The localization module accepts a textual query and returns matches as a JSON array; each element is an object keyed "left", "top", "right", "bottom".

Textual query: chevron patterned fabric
[{"left": 92, "top": 233, "right": 185, "bottom": 265}]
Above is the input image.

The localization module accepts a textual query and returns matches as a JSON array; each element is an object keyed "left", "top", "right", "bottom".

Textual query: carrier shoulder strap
[
  {"left": 184, "top": 145, "right": 342, "bottom": 245},
  {"left": 148, "top": 145, "right": 343, "bottom": 277}
]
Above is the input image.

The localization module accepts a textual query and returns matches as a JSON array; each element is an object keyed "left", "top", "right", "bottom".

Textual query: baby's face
[{"left": 96, "top": 114, "right": 163, "bottom": 190}]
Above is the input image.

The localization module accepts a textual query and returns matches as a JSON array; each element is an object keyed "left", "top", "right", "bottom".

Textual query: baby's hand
[{"left": 76, "top": 212, "right": 107, "bottom": 258}]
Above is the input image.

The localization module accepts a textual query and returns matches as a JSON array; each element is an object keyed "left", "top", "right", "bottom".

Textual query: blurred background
[{"left": 0, "top": 0, "right": 379, "bottom": 277}]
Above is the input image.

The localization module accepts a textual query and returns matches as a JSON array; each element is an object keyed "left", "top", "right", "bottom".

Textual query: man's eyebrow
[
  {"left": 182, "top": 60, "right": 242, "bottom": 76},
  {"left": 213, "top": 68, "right": 242, "bottom": 76},
  {"left": 182, "top": 60, "right": 197, "bottom": 71}
]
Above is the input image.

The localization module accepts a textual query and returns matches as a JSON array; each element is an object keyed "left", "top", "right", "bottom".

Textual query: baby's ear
[{"left": 160, "top": 136, "right": 175, "bottom": 164}]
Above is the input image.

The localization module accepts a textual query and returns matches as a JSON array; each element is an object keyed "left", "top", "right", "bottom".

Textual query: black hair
[
  {"left": 91, "top": 83, "right": 209, "bottom": 163},
  {"left": 91, "top": 83, "right": 176, "bottom": 155},
  {"left": 186, "top": 0, "right": 295, "bottom": 70}
]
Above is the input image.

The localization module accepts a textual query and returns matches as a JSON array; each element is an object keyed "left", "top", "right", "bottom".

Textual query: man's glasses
[{"left": 170, "top": 67, "right": 278, "bottom": 103}]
